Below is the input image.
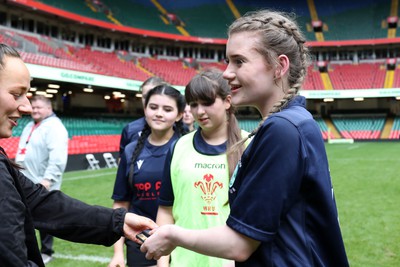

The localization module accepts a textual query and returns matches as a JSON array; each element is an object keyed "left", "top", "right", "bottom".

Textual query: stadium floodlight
[
  {"left": 354, "top": 97, "right": 364, "bottom": 101},
  {"left": 323, "top": 98, "right": 334, "bottom": 102},
  {"left": 46, "top": 89, "right": 58, "bottom": 94},
  {"left": 48, "top": 84, "right": 60, "bottom": 89},
  {"left": 83, "top": 88, "right": 94, "bottom": 93},
  {"left": 112, "top": 91, "right": 125, "bottom": 98}
]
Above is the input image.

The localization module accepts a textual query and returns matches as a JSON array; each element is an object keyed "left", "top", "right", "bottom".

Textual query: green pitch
[
  {"left": 45, "top": 142, "right": 400, "bottom": 267},
  {"left": 327, "top": 142, "right": 400, "bottom": 267}
]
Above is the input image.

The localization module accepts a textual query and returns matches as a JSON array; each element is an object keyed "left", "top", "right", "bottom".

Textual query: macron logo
[{"left": 137, "top": 160, "right": 144, "bottom": 170}]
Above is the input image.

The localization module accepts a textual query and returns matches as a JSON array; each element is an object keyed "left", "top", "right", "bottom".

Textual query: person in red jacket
[{"left": 0, "top": 43, "right": 157, "bottom": 267}]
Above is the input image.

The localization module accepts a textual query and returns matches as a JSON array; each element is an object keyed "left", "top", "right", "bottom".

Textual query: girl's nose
[
  {"left": 196, "top": 105, "right": 206, "bottom": 114},
  {"left": 155, "top": 108, "right": 163, "bottom": 116},
  {"left": 222, "top": 66, "right": 234, "bottom": 81},
  {"left": 18, "top": 96, "right": 32, "bottom": 114}
]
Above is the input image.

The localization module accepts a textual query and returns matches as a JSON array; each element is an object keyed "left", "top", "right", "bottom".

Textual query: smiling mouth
[
  {"left": 9, "top": 118, "right": 18, "bottom": 127},
  {"left": 231, "top": 85, "right": 241, "bottom": 92}
]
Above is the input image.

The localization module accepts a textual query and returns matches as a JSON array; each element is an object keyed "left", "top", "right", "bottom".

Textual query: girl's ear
[
  {"left": 275, "top": 54, "right": 290, "bottom": 79},
  {"left": 175, "top": 112, "right": 183, "bottom": 122},
  {"left": 224, "top": 95, "right": 232, "bottom": 110}
]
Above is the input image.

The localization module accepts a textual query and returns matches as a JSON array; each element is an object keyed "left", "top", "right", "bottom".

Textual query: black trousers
[
  {"left": 126, "top": 239, "right": 156, "bottom": 266},
  {"left": 39, "top": 230, "right": 54, "bottom": 256}
]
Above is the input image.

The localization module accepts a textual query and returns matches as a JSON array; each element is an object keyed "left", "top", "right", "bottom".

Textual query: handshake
[
  {"left": 123, "top": 214, "right": 178, "bottom": 261},
  {"left": 136, "top": 229, "right": 151, "bottom": 242}
]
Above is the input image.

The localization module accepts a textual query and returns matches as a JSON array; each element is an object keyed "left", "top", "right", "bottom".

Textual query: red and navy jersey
[
  {"left": 112, "top": 134, "right": 179, "bottom": 221},
  {"left": 227, "top": 96, "right": 349, "bottom": 266}
]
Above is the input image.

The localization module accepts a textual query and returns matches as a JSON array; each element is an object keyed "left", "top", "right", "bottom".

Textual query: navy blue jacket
[{"left": 227, "top": 96, "right": 349, "bottom": 266}]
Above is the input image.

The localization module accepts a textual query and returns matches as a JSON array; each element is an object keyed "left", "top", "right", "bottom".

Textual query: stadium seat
[
  {"left": 86, "top": 153, "right": 101, "bottom": 170},
  {"left": 103, "top": 152, "right": 118, "bottom": 168},
  {"left": 329, "top": 63, "right": 385, "bottom": 89}
]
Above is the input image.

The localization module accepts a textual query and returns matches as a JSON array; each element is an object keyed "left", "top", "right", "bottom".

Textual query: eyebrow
[
  {"left": 148, "top": 103, "right": 175, "bottom": 108},
  {"left": 11, "top": 85, "right": 28, "bottom": 93},
  {"left": 229, "top": 53, "right": 240, "bottom": 58},
  {"left": 228, "top": 54, "right": 244, "bottom": 60}
]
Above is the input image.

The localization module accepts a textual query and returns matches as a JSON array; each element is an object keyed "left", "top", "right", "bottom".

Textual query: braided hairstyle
[
  {"left": 228, "top": 10, "right": 311, "bottom": 148},
  {"left": 129, "top": 85, "right": 186, "bottom": 183},
  {"left": 185, "top": 68, "right": 244, "bottom": 177}
]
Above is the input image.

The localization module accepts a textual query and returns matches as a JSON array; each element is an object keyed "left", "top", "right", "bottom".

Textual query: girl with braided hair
[
  {"left": 110, "top": 85, "right": 187, "bottom": 267},
  {"left": 140, "top": 10, "right": 349, "bottom": 266}
]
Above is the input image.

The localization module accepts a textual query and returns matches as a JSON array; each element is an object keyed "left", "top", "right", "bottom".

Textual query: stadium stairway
[
  {"left": 137, "top": 62, "right": 155, "bottom": 77},
  {"left": 226, "top": 0, "right": 241, "bottom": 19},
  {"left": 384, "top": 70, "right": 395, "bottom": 88},
  {"left": 321, "top": 72, "right": 333, "bottom": 89},
  {"left": 324, "top": 118, "right": 342, "bottom": 138},
  {"left": 307, "top": 0, "right": 325, "bottom": 41},
  {"left": 150, "top": 0, "right": 190, "bottom": 36},
  {"left": 387, "top": 0, "right": 398, "bottom": 38},
  {"left": 381, "top": 117, "right": 394, "bottom": 138}
]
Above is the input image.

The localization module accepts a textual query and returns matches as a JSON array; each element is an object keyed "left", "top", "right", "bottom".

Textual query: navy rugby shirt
[
  {"left": 227, "top": 96, "right": 349, "bottom": 267},
  {"left": 112, "top": 134, "right": 179, "bottom": 221}
]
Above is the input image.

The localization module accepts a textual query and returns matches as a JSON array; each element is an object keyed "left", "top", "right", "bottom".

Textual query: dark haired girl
[{"left": 110, "top": 85, "right": 186, "bottom": 267}]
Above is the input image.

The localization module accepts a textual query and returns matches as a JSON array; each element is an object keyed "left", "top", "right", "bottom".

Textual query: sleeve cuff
[{"left": 113, "top": 208, "right": 127, "bottom": 236}]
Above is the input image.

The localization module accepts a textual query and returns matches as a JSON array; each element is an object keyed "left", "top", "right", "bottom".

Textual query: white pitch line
[
  {"left": 53, "top": 253, "right": 111, "bottom": 263},
  {"left": 347, "top": 144, "right": 360, "bottom": 150},
  {"left": 63, "top": 171, "right": 116, "bottom": 181}
]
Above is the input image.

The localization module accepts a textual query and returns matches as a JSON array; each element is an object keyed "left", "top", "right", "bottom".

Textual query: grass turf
[{"left": 44, "top": 142, "right": 400, "bottom": 267}]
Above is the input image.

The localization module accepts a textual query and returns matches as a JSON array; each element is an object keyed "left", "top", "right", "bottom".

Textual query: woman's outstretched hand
[{"left": 123, "top": 213, "right": 158, "bottom": 243}]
